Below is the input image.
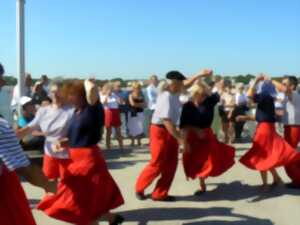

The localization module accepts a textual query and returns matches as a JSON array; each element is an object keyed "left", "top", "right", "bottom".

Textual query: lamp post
[
  {"left": 16, "top": 0, "right": 25, "bottom": 113},
  {"left": 16, "top": 0, "right": 25, "bottom": 97}
]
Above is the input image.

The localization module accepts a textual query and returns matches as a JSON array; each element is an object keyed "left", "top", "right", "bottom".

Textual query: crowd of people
[{"left": 0, "top": 61, "right": 300, "bottom": 225}]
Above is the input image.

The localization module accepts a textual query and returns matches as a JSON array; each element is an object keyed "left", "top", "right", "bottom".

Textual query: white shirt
[
  {"left": 100, "top": 93, "right": 119, "bottom": 109},
  {"left": 275, "top": 92, "right": 286, "bottom": 109},
  {"left": 235, "top": 92, "right": 248, "bottom": 106},
  {"left": 146, "top": 84, "right": 158, "bottom": 111},
  {"left": 283, "top": 91, "right": 300, "bottom": 125},
  {"left": 11, "top": 84, "right": 32, "bottom": 109},
  {"left": 28, "top": 105, "right": 74, "bottom": 158},
  {"left": 152, "top": 91, "right": 182, "bottom": 126}
]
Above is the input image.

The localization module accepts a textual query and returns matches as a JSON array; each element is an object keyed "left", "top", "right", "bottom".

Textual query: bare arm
[
  {"left": 16, "top": 126, "right": 35, "bottom": 139},
  {"left": 183, "top": 69, "right": 213, "bottom": 88},
  {"left": 84, "top": 79, "right": 99, "bottom": 106},
  {"left": 163, "top": 119, "right": 182, "bottom": 144},
  {"left": 247, "top": 75, "right": 264, "bottom": 98},
  {"left": 16, "top": 165, "right": 56, "bottom": 193},
  {"left": 272, "top": 79, "right": 286, "bottom": 93}
]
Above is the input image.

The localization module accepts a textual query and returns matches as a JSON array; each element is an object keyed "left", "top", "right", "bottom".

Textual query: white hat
[{"left": 19, "top": 96, "right": 33, "bottom": 106}]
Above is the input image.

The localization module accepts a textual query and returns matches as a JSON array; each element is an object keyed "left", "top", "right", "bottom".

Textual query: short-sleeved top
[
  {"left": 180, "top": 93, "right": 220, "bottom": 129},
  {"left": 0, "top": 118, "right": 30, "bottom": 174},
  {"left": 146, "top": 84, "right": 158, "bottom": 111},
  {"left": 253, "top": 93, "right": 276, "bottom": 123},
  {"left": 151, "top": 91, "right": 182, "bottom": 126},
  {"left": 68, "top": 102, "right": 104, "bottom": 148},
  {"left": 235, "top": 93, "right": 248, "bottom": 106},
  {"left": 283, "top": 91, "right": 300, "bottom": 125},
  {"left": 100, "top": 93, "right": 119, "bottom": 109},
  {"left": 221, "top": 92, "right": 235, "bottom": 111},
  {"left": 18, "top": 115, "right": 34, "bottom": 128},
  {"left": 28, "top": 105, "right": 74, "bottom": 158}
]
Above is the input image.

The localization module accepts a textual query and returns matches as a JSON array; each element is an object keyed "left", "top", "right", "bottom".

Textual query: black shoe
[
  {"left": 152, "top": 195, "right": 176, "bottom": 202},
  {"left": 194, "top": 190, "right": 206, "bottom": 196},
  {"left": 110, "top": 214, "right": 124, "bottom": 225},
  {"left": 285, "top": 182, "right": 300, "bottom": 189},
  {"left": 136, "top": 192, "right": 147, "bottom": 200}
]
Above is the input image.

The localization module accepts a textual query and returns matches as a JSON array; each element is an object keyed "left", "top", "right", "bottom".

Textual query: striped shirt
[{"left": 0, "top": 118, "right": 30, "bottom": 174}]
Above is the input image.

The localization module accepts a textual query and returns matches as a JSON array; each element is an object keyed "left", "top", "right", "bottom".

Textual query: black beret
[
  {"left": 166, "top": 71, "right": 186, "bottom": 81},
  {"left": 0, "top": 63, "right": 4, "bottom": 76}
]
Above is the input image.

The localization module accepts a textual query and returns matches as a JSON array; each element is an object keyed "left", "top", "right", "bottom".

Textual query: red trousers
[
  {"left": 136, "top": 125, "right": 179, "bottom": 200},
  {"left": 284, "top": 125, "right": 300, "bottom": 186},
  {"left": 43, "top": 155, "right": 70, "bottom": 180}
]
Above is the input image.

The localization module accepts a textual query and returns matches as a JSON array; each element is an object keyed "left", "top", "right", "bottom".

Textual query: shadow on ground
[
  {"left": 175, "top": 181, "right": 300, "bottom": 203},
  {"left": 119, "top": 207, "right": 274, "bottom": 225}
]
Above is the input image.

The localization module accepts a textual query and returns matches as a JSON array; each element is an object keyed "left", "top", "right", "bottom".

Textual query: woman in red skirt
[
  {"left": 37, "top": 79, "right": 124, "bottom": 225},
  {"left": 100, "top": 83, "right": 123, "bottom": 150},
  {"left": 239, "top": 75, "right": 300, "bottom": 191},
  {"left": 180, "top": 80, "right": 235, "bottom": 195}
]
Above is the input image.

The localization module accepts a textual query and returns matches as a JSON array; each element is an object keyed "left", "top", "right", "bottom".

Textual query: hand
[
  {"left": 236, "top": 115, "right": 245, "bottom": 122},
  {"left": 177, "top": 137, "right": 184, "bottom": 146},
  {"left": 255, "top": 74, "right": 265, "bottom": 82},
  {"left": 199, "top": 69, "right": 213, "bottom": 77}
]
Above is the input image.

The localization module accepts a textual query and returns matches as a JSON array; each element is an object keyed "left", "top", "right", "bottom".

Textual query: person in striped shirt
[{"left": 0, "top": 63, "right": 56, "bottom": 225}]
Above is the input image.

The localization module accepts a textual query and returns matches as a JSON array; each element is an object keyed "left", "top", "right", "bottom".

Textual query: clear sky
[{"left": 1, "top": 0, "right": 299, "bottom": 79}]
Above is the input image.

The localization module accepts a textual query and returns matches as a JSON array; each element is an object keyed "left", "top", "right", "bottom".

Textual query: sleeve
[
  {"left": 0, "top": 125, "right": 30, "bottom": 171},
  {"left": 206, "top": 93, "right": 220, "bottom": 107},
  {"left": 147, "top": 86, "right": 154, "bottom": 103},
  {"left": 27, "top": 107, "right": 44, "bottom": 130},
  {"left": 156, "top": 93, "right": 171, "bottom": 120}
]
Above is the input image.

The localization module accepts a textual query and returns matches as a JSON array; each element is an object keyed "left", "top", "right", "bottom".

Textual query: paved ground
[{"left": 23, "top": 141, "right": 300, "bottom": 225}]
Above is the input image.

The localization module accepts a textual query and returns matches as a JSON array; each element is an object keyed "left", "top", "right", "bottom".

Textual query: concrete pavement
[{"left": 23, "top": 142, "right": 300, "bottom": 225}]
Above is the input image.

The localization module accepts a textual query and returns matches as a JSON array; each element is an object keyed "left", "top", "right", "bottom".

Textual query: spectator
[
  {"left": 232, "top": 83, "right": 249, "bottom": 142},
  {"left": 40, "top": 74, "right": 50, "bottom": 95},
  {"left": 32, "top": 81, "right": 51, "bottom": 106},
  {"left": 100, "top": 83, "right": 123, "bottom": 149},
  {"left": 11, "top": 73, "right": 33, "bottom": 109},
  {"left": 17, "top": 96, "right": 45, "bottom": 151},
  {"left": 146, "top": 75, "right": 159, "bottom": 114},
  {"left": 128, "top": 82, "right": 146, "bottom": 146},
  {"left": 218, "top": 79, "right": 235, "bottom": 143},
  {"left": 113, "top": 80, "right": 130, "bottom": 137}
]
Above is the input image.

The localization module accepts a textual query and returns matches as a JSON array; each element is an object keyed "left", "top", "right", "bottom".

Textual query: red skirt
[
  {"left": 240, "top": 122, "right": 299, "bottom": 171},
  {"left": 37, "top": 146, "right": 124, "bottom": 225},
  {"left": 284, "top": 125, "right": 300, "bottom": 186},
  {"left": 0, "top": 167, "right": 36, "bottom": 225},
  {"left": 183, "top": 128, "right": 235, "bottom": 179},
  {"left": 104, "top": 108, "right": 121, "bottom": 128}
]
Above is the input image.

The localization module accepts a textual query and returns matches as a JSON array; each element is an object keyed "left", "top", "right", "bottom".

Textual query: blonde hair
[
  {"left": 158, "top": 80, "right": 168, "bottom": 93},
  {"left": 189, "top": 81, "right": 209, "bottom": 98},
  {"left": 131, "top": 81, "right": 142, "bottom": 90},
  {"left": 102, "top": 82, "right": 113, "bottom": 94}
]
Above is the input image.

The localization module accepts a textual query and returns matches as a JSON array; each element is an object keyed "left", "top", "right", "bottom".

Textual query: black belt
[{"left": 151, "top": 124, "right": 166, "bottom": 129}]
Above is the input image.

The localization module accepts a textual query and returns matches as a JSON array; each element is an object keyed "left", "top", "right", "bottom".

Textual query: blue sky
[{"left": 1, "top": 0, "right": 299, "bottom": 79}]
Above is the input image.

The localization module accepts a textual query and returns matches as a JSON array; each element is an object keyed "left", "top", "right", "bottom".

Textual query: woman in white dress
[{"left": 128, "top": 82, "right": 146, "bottom": 146}]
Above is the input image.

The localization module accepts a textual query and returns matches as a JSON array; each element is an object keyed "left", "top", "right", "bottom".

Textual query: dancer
[
  {"left": 135, "top": 71, "right": 186, "bottom": 202},
  {"left": 37, "top": 79, "right": 124, "bottom": 225},
  {"left": 273, "top": 76, "right": 300, "bottom": 188},
  {"left": 17, "top": 80, "right": 74, "bottom": 180},
  {"left": 0, "top": 63, "right": 55, "bottom": 225},
  {"left": 180, "top": 79, "right": 235, "bottom": 195},
  {"left": 239, "top": 74, "right": 299, "bottom": 190}
]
